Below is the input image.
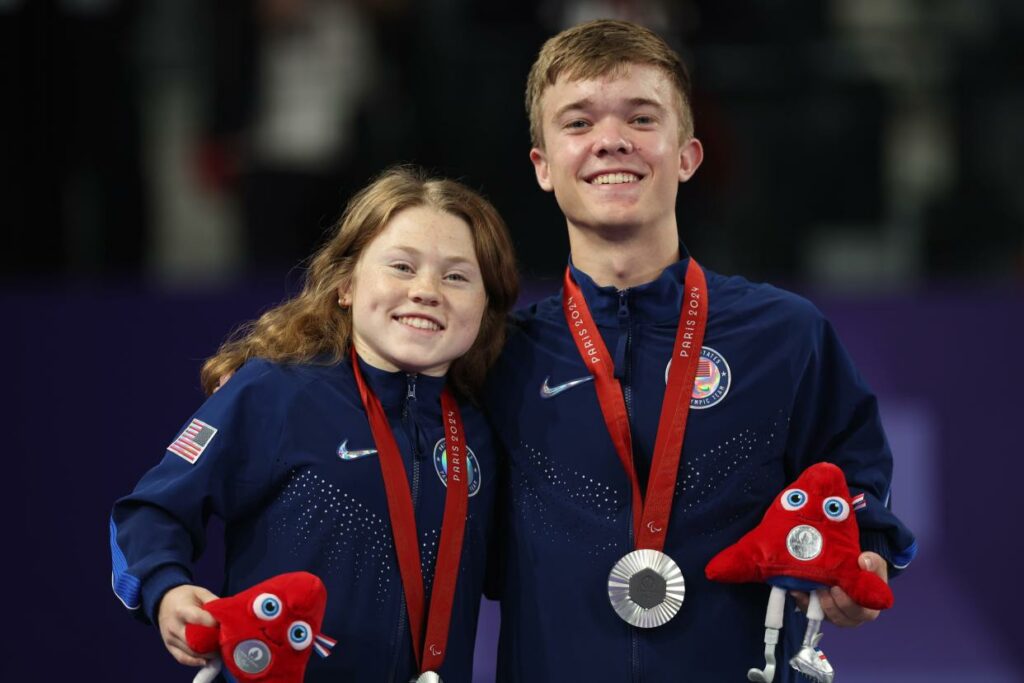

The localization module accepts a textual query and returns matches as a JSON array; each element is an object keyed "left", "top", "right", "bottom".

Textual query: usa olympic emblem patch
[
  {"left": 432, "top": 438, "right": 482, "bottom": 497},
  {"left": 665, "top": 346, "right": 731, "bottom": 410}
]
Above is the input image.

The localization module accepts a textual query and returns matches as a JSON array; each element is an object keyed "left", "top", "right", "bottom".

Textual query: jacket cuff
[
  {"left": 860, "top": 530, "right": 917, "bottom": 579},
  {"left": 141, "top": 565, "right": 193, "bottom": 625}
]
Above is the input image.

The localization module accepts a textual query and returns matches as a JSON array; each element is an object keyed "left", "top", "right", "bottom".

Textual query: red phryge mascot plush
[
  {"left": 705, "top": 462, "right": 893, "bottom": 683},
  {"left": 185, "top": 571, "right": 336, "bottom": 683}
]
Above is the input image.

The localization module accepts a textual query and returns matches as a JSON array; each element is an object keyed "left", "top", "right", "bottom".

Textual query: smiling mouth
[
  {"left": 588, "top": 172, "right": 642, "bottom": 185},
  {"left": 394, "top": 315, "right": 444, "bottom": 331}
]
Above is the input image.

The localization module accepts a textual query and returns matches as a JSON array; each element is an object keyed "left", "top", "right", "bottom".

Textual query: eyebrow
[
  {"left": 383, "top": 245, "right": 478, "bottom": 268},
  {"left": 553, "top": 97, "right": 667, "bottom": 120}
]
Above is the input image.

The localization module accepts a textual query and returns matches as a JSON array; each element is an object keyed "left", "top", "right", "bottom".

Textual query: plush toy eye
[
  {"left": 781, "top": 488, "right": 807, "bottom": 510},
  {"left": 823, "top": 496, "right": 850, "bottom": 521},
  {"left": 253, "top": 593, "right": 282, "bottom": 621},
  {"left": 288, "top": 621, "right": 313, "bottom": 650}
]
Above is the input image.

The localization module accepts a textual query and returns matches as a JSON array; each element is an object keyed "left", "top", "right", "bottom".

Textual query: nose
[
  {"left": 409, "top": 275, "right": 440, "bottom": 306},
  {"left": 592, "top": 121, "right": 634, "bottom": 156}
]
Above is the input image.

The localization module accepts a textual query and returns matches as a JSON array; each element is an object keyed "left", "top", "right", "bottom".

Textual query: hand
[
  {"left": 790, "top": 551, "right": 888, "bottom": 627},
  {"left": 157, "top": 584, "right": 220, "bottom": 666},
  {"left": 213, "top": 372, "right": 234, "bottom": 393}
]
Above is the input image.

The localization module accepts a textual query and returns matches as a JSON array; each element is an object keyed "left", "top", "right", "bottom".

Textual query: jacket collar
[
  {"left": 567, "top": 244, "right": 693, "bottom": 326},
  {"left": 352, "top": 354, "right": 446, "bottom": 411}
]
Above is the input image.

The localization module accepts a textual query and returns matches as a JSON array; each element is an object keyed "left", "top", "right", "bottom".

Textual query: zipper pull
[
  {"left": 404, "top": 373, "right": 428, "bottom": 460},
  {"left": 406, "top": 373, "right": 418, "bottom": 402},
  {"left": 613, "top": 290, "right": 629, "bottom": 379}
]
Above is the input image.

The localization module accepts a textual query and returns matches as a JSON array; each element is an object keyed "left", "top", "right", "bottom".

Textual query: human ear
[
  {"left": 337, "top": 281, "right": 353, "bottom": 308},
  {"left": 678, "top": 137, "right": 704, "bottom": 183},
  {"left": 530, "top": 147, "right": 554, "bottom": 192}
]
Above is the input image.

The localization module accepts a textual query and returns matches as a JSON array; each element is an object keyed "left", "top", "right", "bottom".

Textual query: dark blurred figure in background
[{"left": 200, "top": 0, "right": 382, "bottom": 272}]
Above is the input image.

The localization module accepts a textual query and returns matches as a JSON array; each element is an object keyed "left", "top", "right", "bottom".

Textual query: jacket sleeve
[
  {"left": 784, "top": 311, "right": 918, "bottom": 576},
  {"left": 109, "top": 360, "right": 282, "bottom": 623}
]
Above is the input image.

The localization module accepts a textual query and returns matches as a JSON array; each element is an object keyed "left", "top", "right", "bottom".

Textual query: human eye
[
  {"left": 444, "top": 271, "right": 470, "bottom": 283},
  {"left": 631, "top": 114, "right": 657, "bottom": 126},
  {"left": 389, "top": 262, "right": 414, "bottom": 274},
  {"left": 563, "top": 118, "right": 590, "bottom": 131}
]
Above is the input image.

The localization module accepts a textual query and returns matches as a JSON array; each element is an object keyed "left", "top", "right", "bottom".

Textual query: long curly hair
[{"left": 200, "top": 166, "right": 519, "bottom": 398}]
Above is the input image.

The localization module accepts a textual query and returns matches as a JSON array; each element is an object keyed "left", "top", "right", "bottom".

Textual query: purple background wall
[{"left": 5, "top": 281, "right": 1021, "bottom": 681}]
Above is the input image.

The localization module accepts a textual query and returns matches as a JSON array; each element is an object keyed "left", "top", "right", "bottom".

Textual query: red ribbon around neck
[
  {"left": 561, "top": 260, "right": 708, "bottom": 550},
  {"left": 350, "top": 348, "right": 468, "bottom": 674}
]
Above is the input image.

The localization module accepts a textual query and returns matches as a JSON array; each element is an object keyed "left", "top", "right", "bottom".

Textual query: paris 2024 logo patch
[{"left": 665, "top": 346, "right": 731, "bottom": 410}]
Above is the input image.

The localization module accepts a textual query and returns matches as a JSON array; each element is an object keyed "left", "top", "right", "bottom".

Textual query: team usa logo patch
[
  {"left": 167, "top": 418, "right": 218, "bottom": 464},
  {"left": 665, "top": 346, "right": 731, "bottom": 410},
  {"left": 432, "top": 438, "right": 482, "bottom": 497}
]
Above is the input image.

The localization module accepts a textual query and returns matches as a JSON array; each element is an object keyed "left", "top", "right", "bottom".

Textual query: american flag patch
[
  {"left": 851, "top": 493, "right": 867, "bottom": 511},
  {"left": 167, "top": 419, "right": 218, "bottom": 464}
]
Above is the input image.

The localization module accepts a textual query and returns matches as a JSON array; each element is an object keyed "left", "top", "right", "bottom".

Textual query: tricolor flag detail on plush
[
  {"left": 852, "top": 493, "right": 866, "bottom": 511},
  {"left": 168, "top": 419, "right": 218, "bottom": 464},
  {"left": 314, "top": 634, "right": 337, "bottom": 658}
]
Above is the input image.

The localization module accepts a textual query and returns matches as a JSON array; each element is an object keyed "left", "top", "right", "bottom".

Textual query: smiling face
[
  {"left": 340, "top": 205, "right": 487, "bottom": 377},
  {"left": 530, "top": 64, "right": 702, "bottom": 240}
]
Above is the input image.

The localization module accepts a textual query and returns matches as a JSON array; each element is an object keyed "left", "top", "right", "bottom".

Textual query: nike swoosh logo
[
  {"left": 337, "top": 439, "right": 378, "bottom": 461},
  {"left": 540, "top": 375, "right": 594, "bottom": 399}
]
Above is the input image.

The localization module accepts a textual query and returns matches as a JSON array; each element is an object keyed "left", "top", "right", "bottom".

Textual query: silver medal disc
[
  {"left": 786, "top": 524, "right": 823, "bottom": 561},
  {"left": 233, "top": 639, "right": 272, "bottom": 674},
  {"left": 413, "top": 672, "right": 442, "bottom": 683},
  {"left": 608, "top": 549, "right": 685, "bottom": 628}
]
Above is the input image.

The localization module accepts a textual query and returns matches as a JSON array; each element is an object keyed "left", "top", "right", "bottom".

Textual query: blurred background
[{"left": 3, "top": 0, "right": 1022, "bottom": 680}]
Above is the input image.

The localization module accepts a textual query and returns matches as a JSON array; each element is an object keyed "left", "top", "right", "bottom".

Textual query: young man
[{"left": 483, "top": 19, "right": 916, "bottom": 681}]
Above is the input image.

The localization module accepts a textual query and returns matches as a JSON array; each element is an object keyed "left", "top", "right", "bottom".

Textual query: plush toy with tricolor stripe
[
  {"left": 185, "top": 571, "right": 336, "bottom": 682},
  {"left": 705, "top": 462, "right": 893, "bottom": 683}
]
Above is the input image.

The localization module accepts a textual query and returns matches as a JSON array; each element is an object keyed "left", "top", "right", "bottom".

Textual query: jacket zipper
[
  {"left": 616, "top": 290, "right": 643, "bottom": 683},
  {"left": 390, "top": 374, "right": 421, "bottom": 683}
]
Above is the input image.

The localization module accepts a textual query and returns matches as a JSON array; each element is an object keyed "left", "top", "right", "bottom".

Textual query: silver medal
[
  {"left": 413, "top": 672, "right": 442, "bottom": 683},
  {"left": 233, "top": 639, "right": 272, "bottom": 674},
  {"left": 607, "top": 548, "right": 685, "bottom": 628},
  {"left": 786, "top": 524, "right": 823, "bottom": 561}
]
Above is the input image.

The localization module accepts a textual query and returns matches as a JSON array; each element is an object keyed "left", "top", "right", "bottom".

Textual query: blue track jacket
[
  {"left": 485, "top": 253, "right": 917, "bottom": 682},
  {"left": 111, "top": 357, "right": 497, "bottom": 682}
]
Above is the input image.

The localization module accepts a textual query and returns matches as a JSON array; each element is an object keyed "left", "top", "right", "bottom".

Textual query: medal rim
[{"left": 607, "top": 549, "right": 685, "bottom": 628}]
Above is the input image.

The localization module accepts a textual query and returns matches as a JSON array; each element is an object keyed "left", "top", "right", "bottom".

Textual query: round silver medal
[
  {"left": 233, "top": 639, "right": 272, "bottom": 674},
  {"left": 413, "top": 672, "right": 442, "bottom": 683},
  {"left": 607, "top": 549, "right": 685, "bottom": 628},
  {"left": 786, "top": 524, "right": 823, "bottom": 561}
]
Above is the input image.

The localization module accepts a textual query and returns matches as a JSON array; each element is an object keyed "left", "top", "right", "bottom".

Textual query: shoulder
[
  {"left": 706, "top": 269, "right": 825, "bottom": 331},
  {"left": 217, "top": 358, "right": 357, "bottom": 412}
]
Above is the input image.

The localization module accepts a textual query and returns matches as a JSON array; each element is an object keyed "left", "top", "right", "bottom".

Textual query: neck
[{"left": 567, "top": 223, "right": 681, "bottom": 289}]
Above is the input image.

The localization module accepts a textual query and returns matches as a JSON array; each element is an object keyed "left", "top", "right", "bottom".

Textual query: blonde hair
[
  {"left": 526, "top": 19, "right": 694, "bottom": 149},
  {"left": 201, "top": 166, "right": 519, "bottom": 398}
]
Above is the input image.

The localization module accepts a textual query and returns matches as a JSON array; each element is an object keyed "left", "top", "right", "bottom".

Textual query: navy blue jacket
[
  {"left": 485, "top": 254, "right": 917, "bottom": 682},
  {"left": 110, "top": 357, "right": 497, "bottom": 682}
]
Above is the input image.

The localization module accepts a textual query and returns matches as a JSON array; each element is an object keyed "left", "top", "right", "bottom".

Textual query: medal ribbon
[
  {"left": 562, "top": 260, "right": 708, "bottom": 551},
  {"left": 350, "top": 348, "right": 468, "bottom": 674}
]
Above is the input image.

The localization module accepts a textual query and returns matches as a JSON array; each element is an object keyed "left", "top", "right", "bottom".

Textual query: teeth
[
  {"left": 591, "top": 173, "right": 640, "bottom": 185},
  {"left": 396, "top": 316, "right": 441, "bottom": 331}
]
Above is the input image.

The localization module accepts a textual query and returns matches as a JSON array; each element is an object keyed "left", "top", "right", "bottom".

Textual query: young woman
[{"left": 110, "top": 166, "right": 518, "bottom": 682}]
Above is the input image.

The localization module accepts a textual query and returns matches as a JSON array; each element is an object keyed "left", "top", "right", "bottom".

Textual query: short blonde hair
[
  {"left": 201, "top": 166, "right": 519, "bottom": 399},
  {"left": 526, "top": 19, "right": 694, "bottom": 149}
]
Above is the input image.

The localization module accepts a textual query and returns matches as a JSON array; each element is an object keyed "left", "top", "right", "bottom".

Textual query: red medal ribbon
[
  {"left": 350, "top": 348, "right": 469, "bottom": 674},
  {"left": 562, "top": 260, "right": 708, "bottom": 551}
]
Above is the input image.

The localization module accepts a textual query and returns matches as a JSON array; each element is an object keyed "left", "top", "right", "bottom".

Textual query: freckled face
[
  {"left": 530, "top": 64, "right": 701, "bottom": 236},
  {"left": 340, "top": 206, "right": 487, "bottom": 376}
]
